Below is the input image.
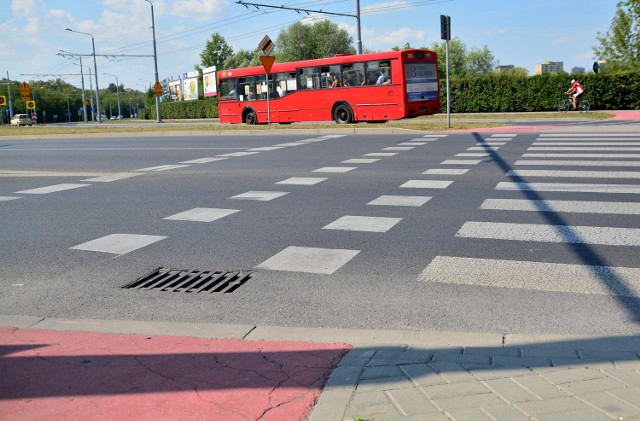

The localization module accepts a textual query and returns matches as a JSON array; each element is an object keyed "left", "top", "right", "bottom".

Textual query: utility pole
[
  {"left": 6, "top": 71, "right": 13, "bottom": 119},
  {"left": 65, "top": 28, "right": 102, "bottom": 122},
  {"left": 145, "top": 0, "right": 162, "bottom": 122},
  {"left": 440, "top": 15, "right": 451, "bottom": 128},
  {"left": 237, "top": 0, "right": 363, "bottom": 54}
]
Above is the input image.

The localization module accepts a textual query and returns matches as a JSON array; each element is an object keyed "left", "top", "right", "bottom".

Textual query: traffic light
[{"left": 440, "top": 15, "right": 451, "bottom": 41}]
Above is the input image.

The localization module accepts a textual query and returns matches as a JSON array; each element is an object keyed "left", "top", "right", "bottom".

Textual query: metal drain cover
[{"left": 124, "top": 268, "right": 253, "bottom": 293}]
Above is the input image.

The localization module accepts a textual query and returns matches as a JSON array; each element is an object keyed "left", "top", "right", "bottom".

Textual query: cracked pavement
[{"left": 0, "top": 327, "right": 351, "bottom": 421}]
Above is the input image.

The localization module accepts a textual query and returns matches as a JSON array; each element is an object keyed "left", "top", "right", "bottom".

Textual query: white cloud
[
  {"left": 362, "top": 1, "right": 413, "bottom": 14},
  {"left": 374, "top": 27, "right": 424, "bottom": 45},
  {"left": 171, "top": 0, "right": 228, "bottom": 21},
  {"left": 49, "top": 9, "right": 73, "bottom": 21},
  {"left": 484, "top": 28, "right": 507, "bottom": 36},
  {"left": 551, "top": 36, "right": 572, "bottom": 46}
]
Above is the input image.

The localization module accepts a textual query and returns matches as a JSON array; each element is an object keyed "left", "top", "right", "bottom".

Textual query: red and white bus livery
[{"left": 217, "top": 49, "right": 441, "bottom": 124}]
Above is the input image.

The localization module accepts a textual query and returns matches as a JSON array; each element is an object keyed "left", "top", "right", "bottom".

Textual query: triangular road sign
[{"left": 260, "top": 56, "right": 276, "bottom": 74}]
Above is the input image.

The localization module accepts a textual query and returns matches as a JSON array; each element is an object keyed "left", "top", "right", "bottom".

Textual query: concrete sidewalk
[{"left": 2, "top": 316, "right": 640, "bottom": 420}]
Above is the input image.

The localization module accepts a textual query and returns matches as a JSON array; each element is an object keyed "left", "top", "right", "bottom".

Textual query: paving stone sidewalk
[
  {"left": 3, "top": 316, "right": 640, "bottom": 421},
  {"left": 309, "top": 334, "right": 640, "bottom": 421}
]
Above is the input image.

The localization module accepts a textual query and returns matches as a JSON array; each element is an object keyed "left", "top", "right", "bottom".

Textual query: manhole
[{"left": 123, "top": 268, "right": 253, "bottom": 293}]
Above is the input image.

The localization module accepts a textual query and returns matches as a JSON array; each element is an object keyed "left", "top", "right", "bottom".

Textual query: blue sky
[{"left": 1, "top": 0, "right": 618, "bottom": 92}]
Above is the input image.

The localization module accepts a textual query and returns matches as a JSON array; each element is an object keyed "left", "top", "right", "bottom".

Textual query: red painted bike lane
[{"left": 0, "top": 327, "right": 350, "bottom": 421}]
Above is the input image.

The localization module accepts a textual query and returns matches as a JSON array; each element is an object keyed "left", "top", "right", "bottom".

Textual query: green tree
[
  {"left": 199, "top": 32, "right": 234, "bottom": 70},
  {"left": 594, "top": 0, "right": 640, "bottom": 70},
  {"left": 222, "top": 48, "right": 262, "bottom": 69},
  {"left": 428, "top": 38, "right": 497, "bottom": 78},
  {"left": 276, "top": 20, "right": 355, "bottom": 62}
]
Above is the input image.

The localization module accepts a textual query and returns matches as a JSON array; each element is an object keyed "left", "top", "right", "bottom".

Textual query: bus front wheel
[
  {"left": 333, "top": 103, "right": 353, "bottom": 124},
  {"left": 244, "top": 109, "right": 257, "bottom": 125}
]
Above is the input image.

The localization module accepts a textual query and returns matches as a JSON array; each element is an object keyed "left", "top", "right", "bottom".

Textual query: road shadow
[{"left": 473, "top": 132, "right": 640, "bottom": 322}]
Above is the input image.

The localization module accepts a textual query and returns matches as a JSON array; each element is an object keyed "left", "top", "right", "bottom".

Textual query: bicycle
[{"left": 558, "top": 94, "right": 590, "bottom": 112}]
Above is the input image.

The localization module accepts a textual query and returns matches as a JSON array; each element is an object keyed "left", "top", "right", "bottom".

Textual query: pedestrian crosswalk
[
  {"left": 420, "top": 132, "right": 640, "bottom": 297},
  {"left": 7, "top": 130, "right": 639, "bottom": 299}
]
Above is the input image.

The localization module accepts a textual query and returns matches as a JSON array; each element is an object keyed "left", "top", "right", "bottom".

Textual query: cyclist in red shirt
[{"left": 566, "top": 79, "right": 585, "bottom": 111}]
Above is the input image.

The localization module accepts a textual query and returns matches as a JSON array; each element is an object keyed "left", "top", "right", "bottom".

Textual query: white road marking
[
  {"left": 467, "top": 146, "right": 500, "bottom": 151},
  {"left": 481, "top": 198, "right": 640, "bottom": 215},
  {"left": 456, "top": 221, "right": 640, "bottom": 246},
  {"left": 506, "top": 170, "right": 640, "bottom": 179},
  {"left": 496, "top": 181, "right": 640, "bottom": 194},
  {"left": 515, "top": 160, "right": 640, "bottom": 167},
  {"left": 256, "top": 246, "right": 360, "bottom": 274},
  {"left": 539, "top": 133, "right": 640, "bottom": 137},
  {"left": 0, "top": 196, "right": 20, "bottom": 201},
  {"left": 384, "top": 147, "right": 414, "bottom": 151},
  {"left": 83, "top": 173, "right": 141, "bottom": 182},
  {"left": 323, "top": 215, "right": 403, "bottom": 232},
  {"left": 217, "top": 151, "right": 261, "bottom": 157},
  {"left": 490, "top": 134, "right": 517, "bottom": 137},
  {"left": 275, "top": 142, "right": 304, "bottom": 147},
  {"left": 476, "top": 142, "right": 506, "bottom": 146},
  {"left": 364, "top": 152, "right": 398, "bottom": 157},
  {"left": 456, "top": 153, "right": 490, "bottom": 157},
  {"left": 367, "top": 195, "right": 431, "bottom": 207},
  {"left": 71, "top": 234, "right": 166, "bottom": 255},
  {"left": 164, "top": 207, "right": 240, "bottom": 222},
  {"left": 276, "top": 177, "right": 327, "bottom": 185},
  {"left": 441, "top": 159, "right": 482, "bottom": 165},
  {"left": 400, "top": 180, "right": 453, "bottom": 189},
  {"left": 229, "top": 191, "right": 289, "bottom": 201},
  {"left": 247, "top": 146, "right": 286, "bottom": 151},
  {"left": 179, "top": 157, "right": 228, "bottom": 163},
  {"left": 419, "top": 256, "right": 640, "bottom": 297},
  {"left": 341, "top": 158, "right": 380, "bottom": 164},
  {"left": 529, "top": 147, "right": 640, "bottom": 151},
  {"left": 533, "top": 142, "right": 640, "bottom": 146},
  {"left": 135, "top": 164, "right": 190, "bottom": 172},
  {"left": 313, "top": 167, "right": 357, "bottom": 173},
  {"left": 399, "top": 142, "right": 426, "bottom": 146},
  {"left": 15, "top": 183, "right": 91, "bottom": 194},
  {"left": 423, "top": 135, "right": 447, "bottom": 138},
  {"left": 524, "top": 153, "right": 640, "bottom": 158},
  {"left": 423, "top": 169, "right": 469, "bottom": 175}
]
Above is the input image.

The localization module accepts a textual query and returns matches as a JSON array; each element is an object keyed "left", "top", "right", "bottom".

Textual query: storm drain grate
[{"left": 124, "top": 268, "right": 253, "bottom": 294}]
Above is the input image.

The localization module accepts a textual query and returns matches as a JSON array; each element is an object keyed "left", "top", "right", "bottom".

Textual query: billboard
[
  {"left": 203, "top": 66, "right": 217, "bottom": 98},
  {"left": 182, "top": 71, "right": 199, "bottom": 101},
  {"left": 169, "top": 80, "right": 182, "bottom": 102}
]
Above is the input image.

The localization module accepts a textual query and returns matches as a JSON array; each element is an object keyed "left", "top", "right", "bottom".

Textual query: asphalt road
[{"left": 2, "top": 127, "right": 640, "bottom": 336}]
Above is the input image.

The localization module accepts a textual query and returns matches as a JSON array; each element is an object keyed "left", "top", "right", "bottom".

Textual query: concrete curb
[{"left": 3, "top": 314, "right": 635, "bottom": 349}]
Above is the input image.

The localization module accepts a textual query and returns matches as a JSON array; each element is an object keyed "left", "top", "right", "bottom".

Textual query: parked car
[
  {"left": 10, "top": 114, "right": 32, "bottom": 126},
  {"left": 99, "top": 114, "right": 108, "bottom": 122}
]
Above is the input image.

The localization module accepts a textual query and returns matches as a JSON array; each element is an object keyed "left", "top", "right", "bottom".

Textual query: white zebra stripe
[
  {"left": 480, "top": 198, "right": 640, "bottom": 215},
  {"left": 419, "top": 256, "right": 640, "bottom": 297},
  {"left": 529, "top": 147, "right": 640, "bottom": 151},
  {"left": 523, "top": 153, "right": 640, "bottom": 158},
  {"left": 515, "top": 160, "right": 640, "bottom": 167},
  {"left": 456, "top": 221, "right": 640, "bottom": 246},
  {"left": 496, "top": 182, "right": 640, "bottom": 194},
  {"left": 506, "top": 170, "right": 640, "bottom": 179}
]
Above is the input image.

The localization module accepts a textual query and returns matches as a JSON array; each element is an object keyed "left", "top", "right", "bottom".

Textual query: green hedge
[
  {"left": 142, "top": 71, "right": 639, "bottom": 120},
  {"left": 148, "top": 97, "right": 219, "bottom": 120},
  {"left": 444, "top": 71, "right": 640, "bottom": 112}
]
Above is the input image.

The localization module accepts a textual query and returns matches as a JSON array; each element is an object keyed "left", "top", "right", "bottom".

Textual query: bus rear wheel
[
  {"left": 244, "top": 109, "right": 257, "bottom": 125},
  {"left": 333, "top": 103, "right": 353, "bottom": 124}
]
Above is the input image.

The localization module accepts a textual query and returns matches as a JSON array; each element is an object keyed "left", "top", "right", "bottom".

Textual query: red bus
[{"left": 217, "top": 49, "right": 440, "bottom": 124}]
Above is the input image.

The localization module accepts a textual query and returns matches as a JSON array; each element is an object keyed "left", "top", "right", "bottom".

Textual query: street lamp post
[
  {"left": 65, "top": 28, "right": 102, "bottom": 122},
  {"left": 128, "top": 97, "right": 132, "bottom": 118},
  {"left": 76, "top": 57, "right": 88, "bottom": 122},
  {"left": 104, "top": 73, "right": 121, "bottom": 118},
  {"left": 145, "top": 0, "right": 161, "bottom": 123}
]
